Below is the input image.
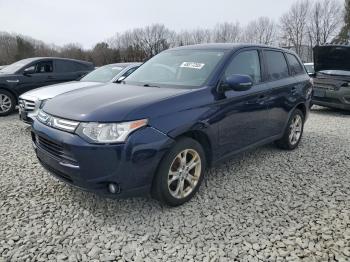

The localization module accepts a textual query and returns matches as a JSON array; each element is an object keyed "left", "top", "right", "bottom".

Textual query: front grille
[
  {"left": 34, "top": 134, "right": 78, "bottom": 165},
  {"left": 313, "top": 96, "right": 342, "bottom": 104},
  {"left": 19, "top": 99, "right": 36, "bottom": 112},
  {"left": 313, "top": 78, "right": 347, "bottom": 91},
  {"left": 314, "top": 83, "right": 336, "bottom": 91}
]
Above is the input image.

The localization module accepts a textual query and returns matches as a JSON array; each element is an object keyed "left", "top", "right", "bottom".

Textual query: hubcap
[
  {"left": 168, "top": 149, "right": 202, "bottom": 199},
  {"left": 0, "top": 94, "right": 12, "bottom": 113},
  {"left": 289, "top": 114, "right": 302, "bottom": 145}
]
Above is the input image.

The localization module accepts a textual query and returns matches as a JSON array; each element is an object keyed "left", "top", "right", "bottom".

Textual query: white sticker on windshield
[
  {"left": 112, "top": 67, "right": 123, "bottom": 70},
  {"left": 180, "top": 62, "right": 205, "bottom": 70}
]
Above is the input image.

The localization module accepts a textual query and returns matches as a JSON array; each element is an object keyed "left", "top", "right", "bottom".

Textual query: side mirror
[
  {"left": 115, "top": 75, "right": 126, "bottom": 83},
  {"left": 308, "top": 72, "right": 315, "bottom": 77},
  {"left": 23, "top": 66, "right": 35, "bottom": 75},
  {"left": 221, "top": 74, "right": 253, "bottom": 92}
]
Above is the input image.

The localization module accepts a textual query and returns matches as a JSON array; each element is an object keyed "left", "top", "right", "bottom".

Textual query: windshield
[
  {"left": 0, "top": 58, "right": 33, "bottom": 74},
  {"left": 125, "top": 49, "right": 226, "bottom": 88},
  {"left": 80, "top": 64, "right": 125, "bottom": 82}
]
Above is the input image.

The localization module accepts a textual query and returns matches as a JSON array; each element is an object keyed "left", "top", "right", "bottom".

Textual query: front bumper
[
  {"left": 312, "top": 86, "right": 350, "bottom": 110},
  {"left": 19, "top": 109, "right": 36, "bottom": 124},
  {"left": 31, "top": 120, "right": 174, "bottom": 198}
]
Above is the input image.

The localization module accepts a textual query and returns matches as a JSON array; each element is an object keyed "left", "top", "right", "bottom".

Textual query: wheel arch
[
  {"left": 174, "top": 130, "right": 213, "bottom": 167},
  {"left": 295, "top": 103, "right": 307, "bottom": 118}
]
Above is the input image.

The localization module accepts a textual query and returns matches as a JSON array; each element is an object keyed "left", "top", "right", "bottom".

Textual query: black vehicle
[
  {"left": 0, "top": 57, "right": 94, "bottom": 116},
  {"left": 312, "top": 45, "right": 350, "bottom": 111}
]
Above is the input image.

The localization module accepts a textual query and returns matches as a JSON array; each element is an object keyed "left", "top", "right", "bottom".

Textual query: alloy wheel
[
  {"left": 289, "top": 114, "right": 303, "bottom": 145},
  {"left": 168, "top": 149, "right": 202, "bottom": 199},
  {"left": 0, "top": 94, "right": 12, "bottom": 113}
]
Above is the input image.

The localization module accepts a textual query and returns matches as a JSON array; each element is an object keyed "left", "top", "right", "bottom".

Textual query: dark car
[
  {"left": 31, "top": 44, "right": 312, "bottom": 206},
  {"left": 0, "top": 57, "right": 94, "bottom": 116},
  {"left": 18, "top": 63, "right": 140, "bottom": 124},
  {"left": 312, "top": 45, "right": 350, "bottom": 110}
]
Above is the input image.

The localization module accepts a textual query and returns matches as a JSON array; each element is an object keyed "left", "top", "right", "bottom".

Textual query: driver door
[
  {"left": 17, "top": 60, "right": 54, "bottom": 95},
  {"left": 216, "top": 49, "right": 272, "bottom": 158}
]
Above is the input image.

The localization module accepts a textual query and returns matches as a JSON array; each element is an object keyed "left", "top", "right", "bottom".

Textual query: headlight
[{"left": 76, "top": 119, "right": 148, "bottom": 143}]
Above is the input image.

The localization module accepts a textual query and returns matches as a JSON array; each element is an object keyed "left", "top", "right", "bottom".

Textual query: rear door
[
  {"left": 216, "top": 49, "right": 272, "bottom": 157},
  {"left": 262, "top": 50, "right": 303, "bottom": 136},
  {"left": 54, "top": 60, "right": 87, "bottom": 84}
]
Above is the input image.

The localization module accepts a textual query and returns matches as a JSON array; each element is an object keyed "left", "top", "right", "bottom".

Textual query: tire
[
  {"left": 152, "top": 137, "right": 206, "bottom": 206},
  {"left": 275, "top": 109, "right": 304, "bottom": 150},
  {"left": 0, "top": 90, "right": 16, "bottom": 116}
]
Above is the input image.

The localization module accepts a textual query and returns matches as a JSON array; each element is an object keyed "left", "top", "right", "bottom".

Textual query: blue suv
[{"left": 31, "top": 44, "right": 312, "bottom": 206}]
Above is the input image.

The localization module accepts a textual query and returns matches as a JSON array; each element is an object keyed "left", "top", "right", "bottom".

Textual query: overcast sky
[{"left": 0, "top": 0, "right": 298, "bottom": 49}]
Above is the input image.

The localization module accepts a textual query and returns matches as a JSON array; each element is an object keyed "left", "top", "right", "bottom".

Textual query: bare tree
[
  {"left": 59, "top": 43, "right": 86, "bottom": 60},
  {"left": 280, "top": 0, "right": 310, "bottom": 56},
  {"left": 176, "top": 29, "right": 212, "bottom": 46},
  {"left": 307, "top": 0, "right": 342, "bottom": 46},
  {"left": 137, "top": 24, "right": 175, "bottom": 58},
  {"left": 243, "top": 17, "right": 277, "bottom": 45},
  {"left": 213, "top": 22, "right": 241, "bottom": 42},
  {"left": 0, "top": 32, "right": 17, "bottom": 64}
]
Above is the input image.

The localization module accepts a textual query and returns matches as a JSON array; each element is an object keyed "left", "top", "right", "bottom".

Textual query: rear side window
[
  {"left": 224, "top": 50, "right": 261, "bottom": 84},
  {"left": 264, "top": 51, "right": 289, "bottom": 81},
  {"left": 74, "top": 62, "right": 90, "bottom": 71},
  {"left": 286, "top": 53, "right": 304, "bottom": 75},
  {"left": 56, "top": 60, "right": 89, "bottom": 73}
]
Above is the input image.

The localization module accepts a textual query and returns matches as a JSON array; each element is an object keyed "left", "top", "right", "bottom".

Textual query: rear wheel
[
  {"left": 275, "top": 109, "right": 304, "bottom": 150},
  {"left": 152, "top": 137, "right": 206, "bottom": 206},
  {"left": 0, "top": 90, "right": 15, "bottom": 116}
]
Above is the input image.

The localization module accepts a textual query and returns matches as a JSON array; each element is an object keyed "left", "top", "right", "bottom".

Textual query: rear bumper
[
  {"left": 31, "top": 120, "right": 175, "bottom": 198},
  {"left": 312, "top": 87, "right": 350, "bottom": 110}
]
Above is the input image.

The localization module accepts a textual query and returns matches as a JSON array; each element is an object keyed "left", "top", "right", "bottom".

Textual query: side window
[
  {"left": 33, "top": 61, "right": 53, "bottom": 73},
  {"left": 74, "top": 62, "right": 89, "bottom": 71},
  {"left": 286, "top": 53, "right": 304, "bottom": 75},
  {"left": 56, "top": 60, "right": 86, "bottom": 73},
  {"left": 264, "top": 51, "right": 289, "bottom": 81},
  {"left": 224, "top": 50, "right": 261, "bottom": 84}
]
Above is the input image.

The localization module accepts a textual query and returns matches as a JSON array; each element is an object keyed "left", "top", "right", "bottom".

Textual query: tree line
[{"left": 0, "top": 0, "right": 347, "bottom": 66}]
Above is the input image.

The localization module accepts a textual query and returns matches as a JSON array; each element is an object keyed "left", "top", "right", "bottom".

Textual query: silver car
[{"left": 19, "top": 63, "right": 140, "bottom": 123}]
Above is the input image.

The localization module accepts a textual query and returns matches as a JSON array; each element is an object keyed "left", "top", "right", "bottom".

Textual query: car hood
[
  {"left": 314, "top": 45, "right": 350, "bottom": 72},
  {"left": 20, "top": 81, "right": 104, "bottom": 101},
  {"left": 43, "top": 83, "right": 191, "bottom": 122}
]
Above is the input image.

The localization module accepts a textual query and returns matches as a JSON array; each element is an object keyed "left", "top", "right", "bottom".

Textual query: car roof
[
  {"left": 23, "top": 57, "right": 93, "bottom": 65},
  {"left": 170, "top": 43, "right": 297, "bottom": 55}
]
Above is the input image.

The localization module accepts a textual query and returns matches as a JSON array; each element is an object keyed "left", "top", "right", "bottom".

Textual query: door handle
[{"left": 47, "top": 76, "right": 55, "bottom": 79}]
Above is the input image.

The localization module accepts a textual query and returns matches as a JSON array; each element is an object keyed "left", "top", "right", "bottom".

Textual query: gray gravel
[{"left": 1, "top": 106, "right": 350, "bottom": 261}]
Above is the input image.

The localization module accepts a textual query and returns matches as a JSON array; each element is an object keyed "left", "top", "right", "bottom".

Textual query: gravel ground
[{"left": 0, "top": 106, "right": 350, "bottom": 262}]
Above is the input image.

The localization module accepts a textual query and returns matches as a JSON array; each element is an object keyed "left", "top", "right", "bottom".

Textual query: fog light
[{"left": 108, "top": 183, "right": 119, "bottom": 194}]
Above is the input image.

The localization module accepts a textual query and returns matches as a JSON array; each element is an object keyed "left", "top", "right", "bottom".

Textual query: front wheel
[
  {"left": 152, "top": 137, "right": 206, "bottom": 206},
  {"left": 275, "top": 109, "right": 304, "bottom": 150}
]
